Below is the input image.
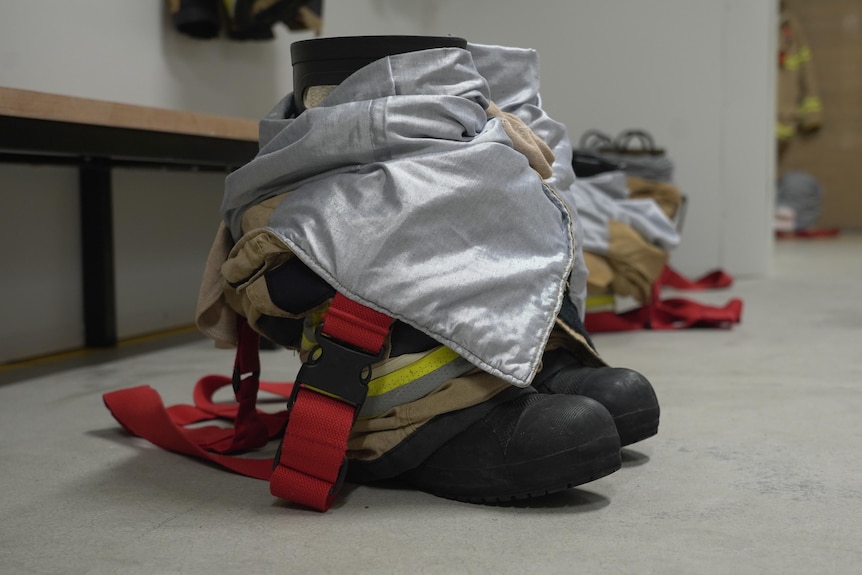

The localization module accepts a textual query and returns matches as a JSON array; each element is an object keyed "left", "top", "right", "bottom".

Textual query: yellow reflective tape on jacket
[
  {"left": 357, "top": 345, "right": 474, "bottom": 419},
  {"left": 799, "top": 97, "right": 822, "bottom": 115},
  {"left": 367, "top": 346, "right": 462, "bottom": 397},
  {"left": 300, "top": 308, "right": 328, "bottom": 352},
  {"left": 776, "top": 122, "right": 796, "bottom": 141},
  {"left": 585, "top": 294, "right": 616, "bottom": 312},
  {"left": 783, "top": 53, "right": 801, "bottom": 71},
  {"left": 300, "top": 331, "right": 316, "bottom": 352}
]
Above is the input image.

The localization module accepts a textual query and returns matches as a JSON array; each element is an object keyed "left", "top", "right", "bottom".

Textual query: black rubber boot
[
  {"left": 400, "top": 391, "right": 621, "bottom": 503},
  {"left": 533, "top": 349, "right": 660, "bottom": 446}
]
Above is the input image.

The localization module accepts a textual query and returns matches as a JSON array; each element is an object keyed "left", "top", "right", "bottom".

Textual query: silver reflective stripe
[{"left": 358, "top": 349, "right": 475, "bottom": 419}]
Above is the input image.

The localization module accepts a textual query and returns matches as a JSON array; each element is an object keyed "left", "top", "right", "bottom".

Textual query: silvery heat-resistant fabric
[
  {"left": 575, "top": 170, "right": 681, "bottom": 256},
  {"left": 467, "top": 43, "right": 589, "bottom": 322},
  {"left": 221, "top": 47, "right": 577, "bottom": 387},
  {"left": 466, "top": 43, "right": 680, "bottom": 261}
]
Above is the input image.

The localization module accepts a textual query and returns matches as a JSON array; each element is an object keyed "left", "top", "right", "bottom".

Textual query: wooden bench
[{"left": 0, "top": 87, "right": 259, "bottom": 347}]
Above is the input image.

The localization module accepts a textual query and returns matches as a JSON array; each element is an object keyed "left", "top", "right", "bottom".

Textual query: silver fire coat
[{"left": 221, "top": 46, "right": 584, "bottom": 387}]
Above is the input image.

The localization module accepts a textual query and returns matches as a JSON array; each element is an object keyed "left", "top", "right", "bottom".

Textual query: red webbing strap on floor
[
  {"left": 776, "top": 227, "right": 840, "bottom": 239},
  {"left": 103, "top": 319, "right": 290, "bottom": 479},
  {"left": 103, "top": 295, "right": 392, "bottom": 512},
  {"left": 649, "top": 297, "right": 743, "bottom": 330},
  {"left": 270, "top": 293, "right": 393, "bottom": 511},
  {"left": 584, "top": 266, "right": 743, "bottom": 333},
  {"left": 103, "top": 383, "right": 277, "bottom": 480},
  {"left": 103, "top": 374, "right": 293, "bottom": 476},
  {"left": 659, "top": 266, "right": 733, "bottom": 291},
  {"left": 584, "top": 307, "right": 650, "bottom": 332}
]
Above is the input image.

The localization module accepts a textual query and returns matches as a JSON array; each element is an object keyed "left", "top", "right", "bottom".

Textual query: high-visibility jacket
[{"left": 777, "top": 4, "right": 823, "bottom": 142}]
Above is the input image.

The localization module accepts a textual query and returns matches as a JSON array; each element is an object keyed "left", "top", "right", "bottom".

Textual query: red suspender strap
[
  {"left": 102, "top": 382, "right": 279, "bottom": 480},
  {"left": 659, "top": 265, "right": 733, "bottom": 291},
  {"left": 103, "top": 293, "right": 393, "bottom": 512},
  {"left": 270, "top": 293, "right": 393, "bottom": 511},
  {"left": 103, "top": 319, "right": 289, "bottom": 479},
  {"left": 584, "top": 266, "right": 742, "bottom": 333},
  {"left": 776, "top": 228, "right": 840, "bottom": 239}
]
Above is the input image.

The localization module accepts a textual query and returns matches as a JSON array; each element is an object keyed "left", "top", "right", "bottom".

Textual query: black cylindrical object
[{"left": 290, "top": 35, "right": 468, "bottom": 113}]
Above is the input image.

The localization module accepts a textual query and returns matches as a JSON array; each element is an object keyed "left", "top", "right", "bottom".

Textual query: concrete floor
[{"left": 2, "top": 235, "right": 861, "bottom": 574}]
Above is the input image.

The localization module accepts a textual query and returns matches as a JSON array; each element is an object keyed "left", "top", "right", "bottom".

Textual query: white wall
[
  {"left": 112, "top": 170, "right": 225, "bottom": 339},
  {"left": 0, "top": 1, "right": 304, "bottom": 119},
  {"left": 1, "top": 166, "right": 84, "bottom": 361},
  {"left": 0, "top": 0, "right": 775, "bottom": 362},
  {"left": 322, "top": 0, "right": 429, "bottom": 36}
]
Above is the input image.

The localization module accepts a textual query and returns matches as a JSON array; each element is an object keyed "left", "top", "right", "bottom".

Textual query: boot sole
[
  {"left": 450, "top": 450, "right": 621, "bottom": 504},
  {"left": 407, "top": 432, "right": 622, "bottom": 504},
  {"left": 616, "top": 407, "right": 660, "bottom": 446}
]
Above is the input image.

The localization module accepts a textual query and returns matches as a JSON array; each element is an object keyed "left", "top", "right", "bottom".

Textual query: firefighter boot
[
  {"left": 533, "top": 348, "right": 660, "bottom": 446},
  {"left": 256, "top": 260, "right": 623, "bottom": 503},
  {"left": 399, "top": 389, "right": 621, "bottom": 503}
]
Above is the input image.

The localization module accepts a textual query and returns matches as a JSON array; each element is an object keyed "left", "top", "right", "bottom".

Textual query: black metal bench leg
[{"left": 79, "top": 161, "right": 117, "bottom": 347}]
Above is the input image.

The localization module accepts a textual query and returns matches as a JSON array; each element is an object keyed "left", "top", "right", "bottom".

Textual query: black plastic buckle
[{"left": 291, "top": 327, "right": 384, "bottom": 408}]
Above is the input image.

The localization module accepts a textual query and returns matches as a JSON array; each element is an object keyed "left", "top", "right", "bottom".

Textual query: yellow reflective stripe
[
  {"left": 300, "top": 331, "right": 316, "bottom": 351},
  {"left": 783, "top": 47, "right": 811, "bottom": 70},
  {"left": 799, "top": 97, "right": 822, "bottom": 114},
  {"left": 784, "top": 54, "right": 801, "bottom": 71},
  {"left": 367, "top": 346, "right": 461, "bottom": 397},
  {"left": 370, "top": 350, "right": 428, "bottom": 378},
  {"left": 300, "top": 308, "right": 327, "bottom": 352},
  {"left": 586, "top": 294, "right": 616, "bottom": 312},
  {"left": 776, "top": 123, "right": 796, "bottom": 140}
]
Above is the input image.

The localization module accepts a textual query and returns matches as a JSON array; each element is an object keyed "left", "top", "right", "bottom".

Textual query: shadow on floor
[{"left": 621, "top": 447, "right": 650, "bottom": 467}]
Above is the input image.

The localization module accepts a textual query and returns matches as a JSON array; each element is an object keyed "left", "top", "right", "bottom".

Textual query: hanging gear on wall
[
  {"left": 169, "top": 0, "right": 222, "bottom": 39},
  {"left": 777, "top": 1, "right": 822, "bottom": 147},
  {"left": 168, "top": 0, "right": 324, "bottom": 41}
]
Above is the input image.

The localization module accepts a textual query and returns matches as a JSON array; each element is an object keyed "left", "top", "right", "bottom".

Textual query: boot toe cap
[
  {"left": 403, "top": 393, "right": 621, "bottom": 502},
  {"left": 581, "top": 368, "right": 660, "bottom": 445}
]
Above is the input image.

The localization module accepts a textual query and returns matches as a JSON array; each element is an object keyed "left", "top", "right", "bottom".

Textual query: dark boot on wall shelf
[{"left": 170, "top": 0, "right": 221, "bottom": 39}]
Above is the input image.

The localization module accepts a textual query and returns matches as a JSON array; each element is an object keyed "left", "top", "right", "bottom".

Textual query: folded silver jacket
[
  {"left": 221, "top": 47, "right": 578, "bottom": 387},
  {"left": 468, "top": 45, "right": 679, "bottom": 261},
  {"left": 468, "top": 43, "right": 590, "bottom": 326},
  {"left": 575, "top": 171, "right": 681, "bottom": 255}
]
